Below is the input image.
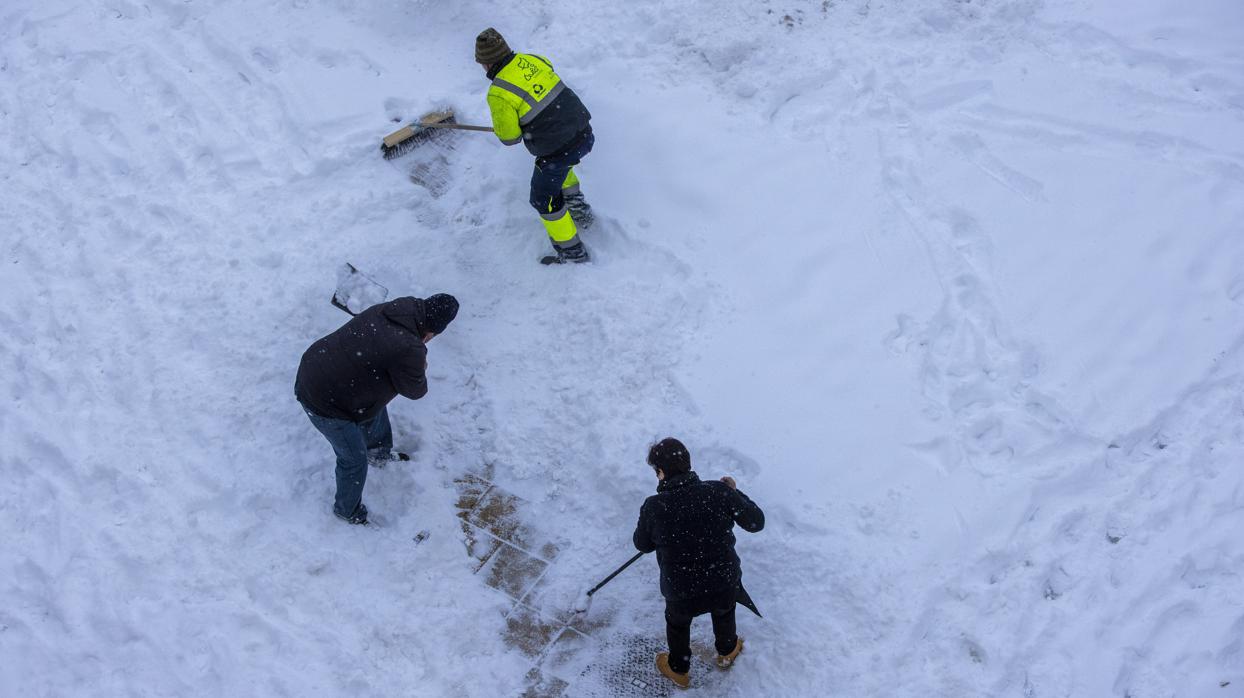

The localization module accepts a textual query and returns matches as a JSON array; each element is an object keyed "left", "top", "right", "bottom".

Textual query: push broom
[{"left": 381, "top": 109, "right": 494, "bottom": 159}]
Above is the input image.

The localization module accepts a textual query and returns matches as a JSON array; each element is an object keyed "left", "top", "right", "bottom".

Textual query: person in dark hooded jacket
[
  {"left": 295, "top": 294, "right": 458, "bottom": 524},
  {"left": 633, "top": 437, "right": 765, "bottom": 688}
]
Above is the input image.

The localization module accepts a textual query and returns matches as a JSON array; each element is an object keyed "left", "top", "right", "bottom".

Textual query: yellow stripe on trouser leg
[
  {"left": 561, "top": 168, "right": 580, "bottom": 196},
  {"left": 540, "top": 206, "right": 579, "bottom": 246}
]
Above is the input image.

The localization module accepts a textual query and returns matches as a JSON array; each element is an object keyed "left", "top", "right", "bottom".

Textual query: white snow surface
[{"left": 4, "top": 0, "right": 1244, "bottom": 696}]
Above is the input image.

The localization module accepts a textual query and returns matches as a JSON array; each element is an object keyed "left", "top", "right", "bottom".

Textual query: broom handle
[
  {"left": 421, "top": 122, "right": 494, "bottom": 133},
  {"left": 586, "top": 551, "right": 646, "bottom": 597},
  {"left": 382, "top": 121, "right": 494, "bottom": 148}
]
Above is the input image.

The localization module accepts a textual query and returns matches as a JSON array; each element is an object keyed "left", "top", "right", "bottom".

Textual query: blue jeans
[
  {"left": 529, "top": 129, "right": 595, "bottom": 215},
  {"left": 301, "top": 404, "right": 393, "bottom": 517}
]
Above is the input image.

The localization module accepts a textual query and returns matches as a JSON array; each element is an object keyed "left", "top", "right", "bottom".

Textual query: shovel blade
[{"left": 331, "top": 263, "right": 389, "bottom": 316}]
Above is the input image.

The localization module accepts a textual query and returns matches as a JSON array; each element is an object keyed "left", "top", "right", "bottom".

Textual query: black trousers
[
  {"left": 528, "top": 128, "right": 594, "bottom": 215},
  {"left": 664, "top": 587, "right": 737, "bottom": 674}
]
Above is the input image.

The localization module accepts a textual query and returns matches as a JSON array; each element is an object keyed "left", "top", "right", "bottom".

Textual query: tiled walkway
[
  {"left": 453, "top": 470, "right": 735, "bottom": 697},
  {"left": 453, "top": 469, "right": 604, "bottom": 697}
]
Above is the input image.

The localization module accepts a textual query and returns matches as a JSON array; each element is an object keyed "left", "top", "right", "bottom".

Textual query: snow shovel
[
  {"left": 572, "top": 551, "right": 647, "bottom": 615},
  {"left": 331, "top": 263, "right": 388, "bottom": 316},
  {"left": 381, "top": 109, "right": 493, "bottom": 160},
  {"left": 570, "top": 549, "right": 765, "bottom": 619}
]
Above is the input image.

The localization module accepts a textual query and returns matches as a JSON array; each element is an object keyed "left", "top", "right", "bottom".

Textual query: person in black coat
[
  {"left": 294, "top": 294, "right": 458, "bottom": 524},
  {"left": 633, "top": 437, "right": 765, "bottom": 688}
]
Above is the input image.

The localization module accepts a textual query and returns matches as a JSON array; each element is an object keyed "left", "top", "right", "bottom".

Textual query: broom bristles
[{"left": 380, "top": 110, "right": 457, "bottom": 160}]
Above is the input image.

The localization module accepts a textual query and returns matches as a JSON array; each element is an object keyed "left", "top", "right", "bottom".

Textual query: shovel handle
[{"left": 586, "top": 551, "right": 646, "bottom": 597}]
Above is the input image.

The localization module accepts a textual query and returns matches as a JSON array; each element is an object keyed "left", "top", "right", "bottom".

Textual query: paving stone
[
  {"left": 453, "top": 473, "right": 492, "bottom": 520},
  {"left": 469, "top": 487, "right": 568, "bottom": 561},
  {"left": 542, "top": 627, "right": 597, "bottom": 682},
  {"left": 569, "top": 598, "right": 616, "bottom": 636},
  {"left": 520, "top": 667, "right": 569, "bottom": 698},
  {"left": 478, "top": 542, "right": 549, "bottom": 602},
  {"left": 504, "top": 603, "right": 564, "bottom": 659},
  {"left": 469, "top": 485, "right": 522, "bottom": 538},
  {"left": 460, "top": 521, "right": 502, "bottom": 572},
  {"left": 513, "top": 570, "right": 576, "bottom": 623}
]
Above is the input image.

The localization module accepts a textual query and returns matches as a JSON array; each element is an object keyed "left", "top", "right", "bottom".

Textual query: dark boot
[
  {"left": 564, "top": 192, "right": 595, "bottom": 228},
  {"left": 334, "top": 502, "right": 369, "bottom": 525},
  {"left": 540, "top": 240, "right": 591, "bottom": 265},
  {"left": 367, "top": 450, "right": 410, "bottom": 469}
]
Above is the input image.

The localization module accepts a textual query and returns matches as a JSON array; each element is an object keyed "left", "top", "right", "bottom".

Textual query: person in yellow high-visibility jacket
[{"left": 475, "top": 28, "right": 595, "bottom": 265}]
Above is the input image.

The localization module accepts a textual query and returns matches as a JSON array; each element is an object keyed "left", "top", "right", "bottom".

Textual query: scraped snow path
[{"left": 3, "top": 0, "right": 1243, "bottom": 696}]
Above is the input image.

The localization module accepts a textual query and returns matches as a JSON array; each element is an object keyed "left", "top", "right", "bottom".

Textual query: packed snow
[{"left": 3, "top": 0, "right": 1243, "bottom": 695}]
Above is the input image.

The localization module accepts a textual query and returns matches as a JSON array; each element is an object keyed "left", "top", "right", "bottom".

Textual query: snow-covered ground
[{"left": 4, "top": 0, "right": 1244, "bottom": 695}]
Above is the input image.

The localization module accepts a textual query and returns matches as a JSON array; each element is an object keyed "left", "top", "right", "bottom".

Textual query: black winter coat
[
  {"left": 294, "top": 297, "right": 432, "bottom": 422},
  {"left": 524, "top": 85, "right": 591, "bottom": 158},
  {"left": 633, "top": 472, "right": 765, "bottom": 600}
]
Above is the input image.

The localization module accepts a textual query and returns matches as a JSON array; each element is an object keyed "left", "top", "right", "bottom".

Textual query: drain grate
[{"left": 569, "top": 634, "right": 728, "bottom": 697}]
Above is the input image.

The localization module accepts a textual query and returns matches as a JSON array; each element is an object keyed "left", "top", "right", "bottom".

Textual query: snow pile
[{"left": 3, "top": 0, "right": 1243, "bottom": 695}]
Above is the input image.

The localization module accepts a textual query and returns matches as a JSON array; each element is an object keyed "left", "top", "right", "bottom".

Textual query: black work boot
[
  {"left": 334, "top": 502, "right": 369, "bottom": 525},
  {"left": 540, "top": 241, "right": 591, "bottom": 265},
  {"left": 564, "top": 192, "right": 595, "bottom": 228},
  {"left": 367, "top": 450, "right": 410, "bottom": 469}
]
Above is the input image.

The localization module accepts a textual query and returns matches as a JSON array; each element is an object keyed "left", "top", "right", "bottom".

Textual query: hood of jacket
[
  {"left": 657, "top": 471, "right": 700, "bottom": 494},
  {"left": 380, "top": 296, "right": 427, "bottom": 337},
  {"left": 485, "top": 52, "right": 516, "bottom": 81}
]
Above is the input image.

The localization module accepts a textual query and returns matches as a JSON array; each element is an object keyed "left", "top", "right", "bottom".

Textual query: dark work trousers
[
  {"left": 300, "top": 403, "right": 393, "bottom": 518},
  {"left": 664, "top": 586, "right": 738, "bottom": 674},
  {"left": 528, "top": 129, "right": 595, "bottom": 215}
]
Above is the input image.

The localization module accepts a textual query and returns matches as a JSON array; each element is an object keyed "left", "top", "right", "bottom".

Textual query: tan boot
[
  {"left": 655, "top": 652, "right": 690, "bottom": 689},
  {"left": 716, "top": 637, "right": 744, "bottom": 669}
]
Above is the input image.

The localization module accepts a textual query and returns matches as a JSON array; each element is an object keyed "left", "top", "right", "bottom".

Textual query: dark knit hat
[
  {"left": 647, "top": 437, "right": 691, "bottom": 475},
  {"left": 475, "top": 28, "right": 511, "bottom": 65},
  {"left": 422, "top": 293, "right": 459, "bottom": 335}
]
